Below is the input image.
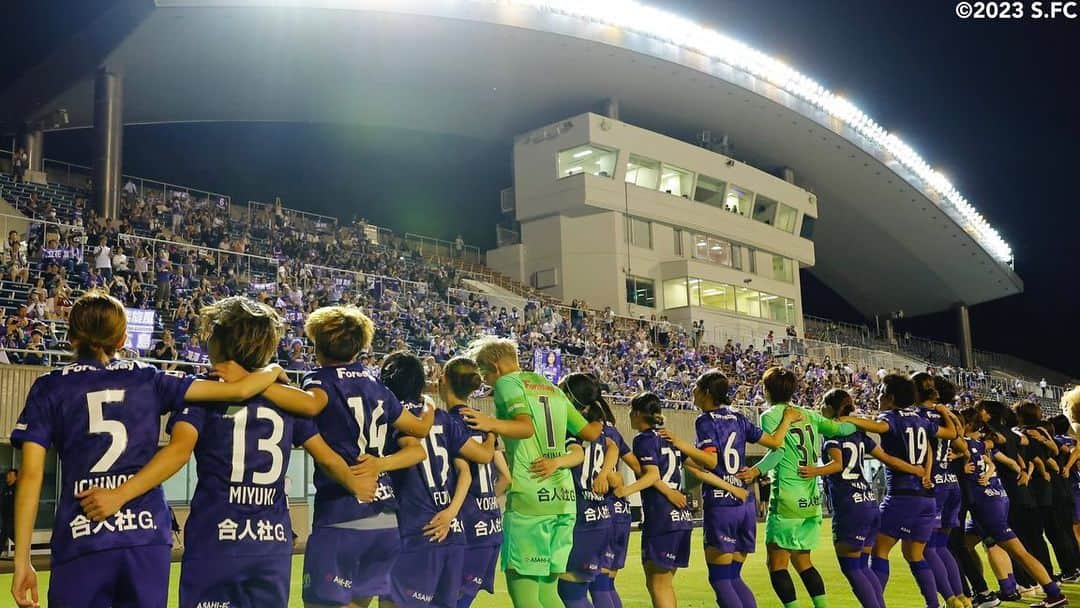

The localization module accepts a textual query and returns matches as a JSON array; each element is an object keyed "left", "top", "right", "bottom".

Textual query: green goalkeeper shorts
[
  {"left": 501, "top": 511, "right": 576, "bottom": 577},
  {"left": 765, "top": 513, "right": 823, "bottom": 551}
]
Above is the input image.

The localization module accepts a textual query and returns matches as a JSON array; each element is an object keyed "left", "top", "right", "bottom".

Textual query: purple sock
[
  {"left": 934, "top": 532, "right": 965, "bottom": 599},
  {"left": 839, "top": 556, "right": 885, "bottom": 608},
  {"left": 558, "top": 580, "right": 593, "bottom": 608},
  {"left": 732, "top": 562, "right": 757, "bottom": 608},
  {"left": 924, "top": 543, "right": 955, "bottom": 598},
  {"left": 871, "top": 557, "right": 891, "bottom": 590},
  {"left": 864, "top": 555, "right": 885, "bottom": 602},
  {"left": 708, "top": 563, "right": 744, "bottom": 608},
  {"left": 909, "top": 560, "right": 941, "bottom": 608},
  {"left": 998, "top": 574, "right": 1017, "bottom": 595},
  {"left": 588, "top": 574, "right": 618, "bottom": 608},
  {"left": 1042, "top": 581, "right": 1062, "bottom": 598}
]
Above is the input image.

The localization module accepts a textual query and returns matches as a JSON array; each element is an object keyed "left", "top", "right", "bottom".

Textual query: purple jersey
[
  {"left": 1058, "top": 435, "right": 1080, "bottom": 494},
  {"left": 390, "top": 402, "right": 470, "bottom": 544},
  {"left": 302, "top": 363, "right": 404, "bottom": 525},
  {"left": 961, "top": 437, "right": 1006, "bottom": 497},
  {"left": 448, "top": 405, "right": 503, "bottom": 546},
  {"left": 695, "top": 407, "right": 763, "bottom": 508},
  {"left": 821, "top": 431, "right": 878, "bottom": 510},
  {"left": 11, "top": 359, "right": 195, "bottom": 565},
  {"left": 877, "top": 408, "right": 937, "bottom": 495},
  {"left": 919, "top": 407, "right": 959, "bottom": 488},
  {"left": 169, "top": 397, "right": 318, "bottom": 559},
  {"left": 604, "top": 424, "right": 633, "bottom": 524},
  {"left": 568, "top": 433, "right": 614, "bottom": 530},
  {"left": 632, "top": 428, "right": 693, "bottom": 535}
]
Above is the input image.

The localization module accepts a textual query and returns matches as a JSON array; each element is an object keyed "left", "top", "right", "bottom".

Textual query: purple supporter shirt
[
  {"left": 448, "top": 405, "right": 503, "bottom": 547},
  {"left": 876, "top": 408, "right": 937, "bottom": 496},
  {"left": 302, "top": 363, "right": 404, "bottom": 525},
  {"left": 168, "top": 397, "right": 317, "bottom": 559},
  {"left": 11, "top": 360, "right": 195, "bottom": 565},
  {"left": 1057, "top": 435, "right": 1080, "bottom": 494},
  {"left": 694, "top": 408, "right": 762, "bottom": 508},
  {"left": 568, "top": 432, "right": 614, "bottom": 530},
  {"left": 821, "top": 431, "right": 878, "bottom": 510},
  {"left": 390, "top": 402, "right": 469, "bottom": 546},
  {"left": 918, "top": 406, "right": 959, "bottom": 488},
  {"left": 604, "top": 423, "right": 633, "bottom": 524},
  {"left": 632, "top": 428, "right": 693, "bottom": 535}
]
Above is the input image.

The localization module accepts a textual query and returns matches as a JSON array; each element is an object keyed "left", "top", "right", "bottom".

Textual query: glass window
[
  {"left": 558, "top": 144, "right": 617, "bottom": 179},
  {"left": 628, "top": 217, "right": 652, "bottom": 249},
  {"left": 673, "top": 229, "right": 683, "bottom": 256},
  {"left": 724, "top": 185, "right": 753, "bottom": 217},
  {"left": 663, "top": 278, "right": 689, "bottom": 309},
  {"left": 693, "top": 233, "right": 734, "bottom": 267},
  {"left": 625, "top": 155, "right": 660, "bottom": 189},
  {"left": 761, "top": 293, "right": 789, "bottom": 322},
  {"left": 626, "top": 276, "right": 656, "bottom": 307},
  {"left": 694, "top": 174, "right": 727, "bottom": 208},
  {"left": 758, "top": 252, "right": 794, "bottom": 283},
  {"left": 701, "top": 280, "right": 736, "bottom": 312},
  {"left": 659, "top": 164, "right": 693, "bottom": 198},
  {"left": 786, "top": 299, "right": 796, "bottom": 325},
  {"left": 688, "top": 278, "right": 702, "bottom": 306},
  {"left": 735, "top": 287, "right": 761, "bottom": 318},
  {"left": 776, "top": 204, "right": 799, "bottom": 233},
  {"left": 800, "top": 215, "right": 816, "bottom": 239},
  {"left": 753, "top": 195, "right": 779, "bottom": 226},
  {"left": 731, "top": 244, "right": 744, "bottom": 271}
]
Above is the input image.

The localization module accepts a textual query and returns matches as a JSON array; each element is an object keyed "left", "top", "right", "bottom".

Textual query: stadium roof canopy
[{"left": 0, "top": 0, "right": 1023, "bottom": 318}]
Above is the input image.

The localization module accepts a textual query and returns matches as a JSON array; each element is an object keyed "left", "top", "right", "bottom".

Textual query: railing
[{"left": 404, "top": 232, "right": 481, "bottom": 265}]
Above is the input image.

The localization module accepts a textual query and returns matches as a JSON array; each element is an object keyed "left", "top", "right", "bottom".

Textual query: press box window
[
  {"left": 753, "top": 195, "right": 779, "bottom": 226},
  {"left": 659, "top": 164, "right": 694, "bottom": 198},
  {"left": 694, "top": 174, "right": 727, "bottom": 208},
  {"left": 775, "top": 204, "right": 799, "bottom": 233},
  {"left": 663, "top": 278, "right": 689, "bottom": 309},
  {"left": 724, "top": 185, "right": 753, "bottom": 217},
  {"left": 626, "top": 155, "right": 661, "bottom": 189},
  {"left": 626, "top": 276, "right": 656, "bottom": 307},
  {"left": 558, "top": 144, "right": 617, "bottom": 179}
]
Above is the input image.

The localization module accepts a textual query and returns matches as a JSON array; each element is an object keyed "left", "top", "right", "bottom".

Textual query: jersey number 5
[{"left": 87, "top": 389, "right": 127, "bottom": 473}]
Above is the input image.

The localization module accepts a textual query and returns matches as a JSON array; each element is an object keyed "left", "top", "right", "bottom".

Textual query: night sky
[{"left": 3, "top": 1, "right": 1077, "bottom": 377}]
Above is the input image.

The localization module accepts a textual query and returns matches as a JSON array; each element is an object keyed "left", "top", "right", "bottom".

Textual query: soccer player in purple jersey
[
  {"left": 256, "top": 306, "right": 433, "bottom": 608},
  {"left": 442, "top": 356, "right": 511, "bottom": 608},
  {"left": 840, "top": 374, "right": 960, "bottom": 608},
  {"left": 617, "top": 392, "right": 694, "bottom": 608},
  {"left": 660, "top": 369, "right": 801, "bottom": 608},
  {"left": 600, "top": 412, "right": 637, "bottom": 608},
  {"left": 381, "top": 351, "right": 496, "bottom": 608},
  {"left": 527, "top": 373, "right": 619, "bottom": 608},
  {"left": 798, "top": 389, "right": 929, "bottom": 608},
  {"left": 957, "top": 407, "right": 1068, "bottom": 607},
  {"left": 10, "top": 292, "right": 284, "bottom": 608},
  {"left": 1055, "top": 413, "right": 1080, "bottom": 559},
  {"left": 911, "top": 373, "right": 972, "bottom": 608},
  {"left": 79, "top": 297, "right": 378, "bottom": 608}
]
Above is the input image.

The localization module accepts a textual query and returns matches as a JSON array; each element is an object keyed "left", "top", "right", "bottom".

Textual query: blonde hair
[
  {"left": 1063, "top": 386, "right": 1080, "bottom": 430},
  {"left": 304, "top": 306, "right": 374, "bottom": 364},
  {"left": 200, "top": 296, "right": 283, "bottom": 370},
  {"left": 68, "top": 290, "right": 127, "bottom": 360},
  {"left": 467, "top": 336, "right": 518, "bottom": 371}
]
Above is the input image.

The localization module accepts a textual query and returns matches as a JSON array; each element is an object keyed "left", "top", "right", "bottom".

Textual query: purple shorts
[
  {"left": 390, "top": 541, "right": 465, "bottom": 608},
  {"left": 641, "top": 529, "right": 692, "bottom": 570},
  {"left": 879, "top": 494, "right": 939, "bottom": 543},
  {"left": 1073, "top": 491, "right": 1080, "bottom": 523},
  {"left": 566, "top": 526, "right": 612, "bottom": 581},
  {"left": 604, "top": 520, "right": 631, "bottom": 571},
  {"left": 935, "top": 484, "right": 963, "bottom": 529},
  {"left": 832, "top": 503, "right": 880, "bottom": 549},
  {"left": 703, "top": 501, "right": 757, "bottom": 554},
  {"left": 303, "top": 526, "right": 401, "bottom": 604},
  {"left": 965, "top": 496, "right": 1017, "bottom": 544},
  {"left": 461, "top": 544, "right": 500, "bottom": 597},
  {"left": 50, "top": 544, "right": 171, "bottom": 608},
  {"left": 180, "top": 553, "right": 291, "bottom": 608}
]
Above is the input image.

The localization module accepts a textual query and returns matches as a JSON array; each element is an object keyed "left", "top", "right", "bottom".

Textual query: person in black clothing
[{"left": 1, "top": 469, "right": 17, "bottom": 558}]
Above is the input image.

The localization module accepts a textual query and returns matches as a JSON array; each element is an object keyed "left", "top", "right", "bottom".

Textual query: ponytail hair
[
  {"left": 380, "top": 351, "right": 426, "bottom": 405},
  {"left": 821, "top": 388, "right": 853, "bottom": 419},
  {"left": 443, "top": 356, "right": 483, "bottom": 400},
  {"left": 630, "top": 392, "right": 665, "bottom": 428},
  {"left": 559, "top": 372, "right": 614, "bottom": 424}
]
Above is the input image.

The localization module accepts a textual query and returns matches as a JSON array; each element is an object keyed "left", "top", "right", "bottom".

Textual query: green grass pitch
[{"left": 5, "top": 524, "right": 1079, "bottom": 606}]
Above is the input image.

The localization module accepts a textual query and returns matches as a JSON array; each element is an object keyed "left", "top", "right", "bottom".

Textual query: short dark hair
[
  {"left": 821, "top": 388, "right": 853, "bottom": 419},
  {"left": 694, "top": 369, "right": 731, "bottom": 406},
  {"left": 881, "top": 374, "right": 917, "bottom": 408},
  {"left": 762, "top": 367, "right": 797, "bottom": 404},
  {"left": 934, "top": 376, "right": 957, "bottom": 405},
  {"left": 630, "top": 392, "right": 665, "bottom": 427},
  {"left": 1013, "top": 400, "right": 1042, "bottom": 426},
  {"left": 380, "top": 351, "right": 426, "bottom": 405},
  {"left": 911, "top": 372, "right": 938, "bottom": 404}
]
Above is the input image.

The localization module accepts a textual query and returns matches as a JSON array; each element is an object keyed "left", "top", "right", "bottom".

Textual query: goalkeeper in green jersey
[
  {"left": 461, "top": 337, "right": 603, "bottom": 608},
  {"left": 738, "top": 367, "right": 859, "bottom": 608}
]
